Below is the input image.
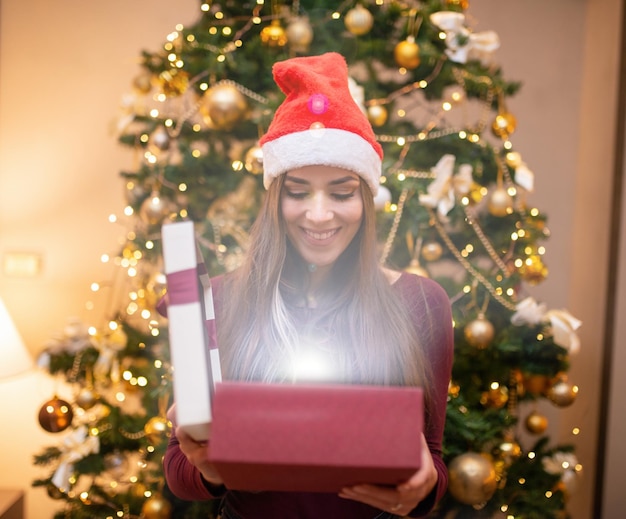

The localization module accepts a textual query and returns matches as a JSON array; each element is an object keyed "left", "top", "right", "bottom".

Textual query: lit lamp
[{"left": 0, "top": 296, "right": 33, "bottom": 379}]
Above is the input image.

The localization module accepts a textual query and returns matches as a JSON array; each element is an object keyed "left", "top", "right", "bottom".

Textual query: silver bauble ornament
[
  {"left": 139, "top": 193, "right": 174, "bottom": 225},
  {"left": 287, "top": 17, "right": 314, "bottom": 52},
  {"left": 104, "top": 450, "right": 129, "bottom": 479},
  {"left": 344, "top": 5, "right": 374, "bottom": 36},
  {"left": 148, "top": 127, "right": 171, "bottom": 154},
  {"left": 76, "top": 387, "right": 99, "bottom": 410}
]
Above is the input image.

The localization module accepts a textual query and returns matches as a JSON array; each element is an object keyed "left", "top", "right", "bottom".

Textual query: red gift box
[{"left": 209, "top": 381, "right": 423, "bottom": 493}]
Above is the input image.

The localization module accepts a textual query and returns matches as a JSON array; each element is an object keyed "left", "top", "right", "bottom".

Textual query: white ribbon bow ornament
[
  {"left": 511, "top": 297, "right": 582, "bottom": 355},
  {"left": 542, "top": 451, "right": 580, "bottom": 494},
  {"left": 419, "top": 154, "right": 473, "bottom": 217},
  {"left": 51, "top": 426, "right": 100, "bottom": 491},
  {"left": 430, "top": 11, "right": 500, "bottom": 65}
]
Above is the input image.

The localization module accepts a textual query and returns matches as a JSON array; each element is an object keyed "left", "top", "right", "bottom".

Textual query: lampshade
[{"left": 0, "top": 296, "right": 33, "bottom": 379}]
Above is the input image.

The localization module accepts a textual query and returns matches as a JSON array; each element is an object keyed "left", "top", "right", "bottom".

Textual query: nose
[{"left": 305, "top": 192, "right": 333, "bottom": 223}]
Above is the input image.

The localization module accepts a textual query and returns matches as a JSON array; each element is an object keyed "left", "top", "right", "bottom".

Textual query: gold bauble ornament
[
  {"left": 404, "top": 258, "right": 429, "bottom": 278},
  {"left": 367, "top": 104, "right": 388, "bottom": 127},
  {"left": 344, "top": 5, "right": 374, "bottom": 36},
  {"left": 260, "top": 19, "right": 288, "bottom": 47},
  {"left": 286, "top": 17, "right": 313, "bottom": 52},
  {"left": 139, "top": 193, "right": 174, "bottom": 226},
  {"left": 141, "top": 493, "right": 172, "bottom": 519},
  {"left": 467, "top": 182, "right": 486, "bottom": 205},
  {"left": 480, "top": 384, "right": 508, "bottom": 409},
  {"left": 448, "top": 380, "right": 461, "bottom": 398},
  {"left": 394, "top": 37, "right": 420, "bottom": 69},
  {"left": 491, "top": 110, "right": 517, "bottom": 138},
  {"left": 464, "top": 314, "right": 495, "bottom": 349},
  {"left": 547, "top": 379, "right": 578, "bottom": 407},
  {"left": 157, "top": 69, "right": 189, "bottom": 97},
  {"left": 131, "top": 482, "right": 148, "bottom": 499},
  {"left": 146, "top": 270, "right": 168, "bottom": 308},
  {"left": 144, "top": 416, "right": 172, "bottom": 444},
  {"left": 519, "top": 254, "right": 548, "bottom": 285},
  {"left": 445, "top": 0, "right": 470, "bottom": 9},
  {"left": 421, "top": 240, "right": 443, "bottom": 262},
  {"left": 522, "top": 373, "right": 550, "bottom": 396},
  {"left": 488, "top": 187, "right": 514, "bottom": 217},
  {"left": 448, "top": 453, "right": 497, "bottom": 506},
  {"left": 525, "top": 410, "right": 549, "bottom": 434},
  {"left": 201, "top": 83, "right": 248, "bottom": 130},
  {"left": 244, "top": 145, "right": 264, "bottom": 175},
  {"left": 505, "top": 151, "right": 523, "bottom": 169},
  {"left": 496, "top": 439, "right": 522, "bottom": 466},
  {"left": 38, "top": 396, "right": 74, "bottom": 433}
]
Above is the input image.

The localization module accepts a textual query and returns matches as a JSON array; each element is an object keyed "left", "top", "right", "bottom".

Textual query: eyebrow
[{"left": 284, "top": 175, "right": 360, "bottom": 186}]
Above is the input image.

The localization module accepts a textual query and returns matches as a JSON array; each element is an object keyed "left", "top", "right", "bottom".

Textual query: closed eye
[
  {"left": 284, "top": 189, "right": 309, "bottom": 200},
  {"left": 332, "top": 191, "right": 356, "bottom": 201}
]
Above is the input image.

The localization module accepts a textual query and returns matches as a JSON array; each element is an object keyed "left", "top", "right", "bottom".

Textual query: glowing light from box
[{"left": 290, "top": 339, "right": 339, "bottom": 382}]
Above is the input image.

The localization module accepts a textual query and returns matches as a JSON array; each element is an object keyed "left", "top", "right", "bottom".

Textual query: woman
[{"left": 163, "top": 52, "right": 454, "bottom": 519}]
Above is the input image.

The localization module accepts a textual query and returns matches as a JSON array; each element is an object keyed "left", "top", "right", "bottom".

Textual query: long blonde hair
[{"left": 218, "top": 174, "right": 431, "bottom": 396}]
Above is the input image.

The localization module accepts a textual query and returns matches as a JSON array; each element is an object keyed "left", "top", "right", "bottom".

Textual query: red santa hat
[{"left": 259, "top": 52, "right": 383, "bottom": 195}]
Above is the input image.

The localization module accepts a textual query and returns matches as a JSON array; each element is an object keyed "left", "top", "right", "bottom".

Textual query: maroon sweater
[{"left": 163, "top": 272, "right": 454, "bottom": 518}]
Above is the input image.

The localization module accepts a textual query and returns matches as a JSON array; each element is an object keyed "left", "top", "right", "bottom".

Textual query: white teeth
[{"left": 304, "top": 228, "right": 337, "bottom": 240}]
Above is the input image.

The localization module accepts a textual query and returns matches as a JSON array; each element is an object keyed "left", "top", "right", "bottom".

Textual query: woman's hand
[
  {"left": 167, "top": 404, "right": 223, "bottom": 486},
  {"left": 175, "top": 427, "right": 224, "bottom": 485},
  {"left": 338, "top": 434, "right": 437, "bottom": 516}
]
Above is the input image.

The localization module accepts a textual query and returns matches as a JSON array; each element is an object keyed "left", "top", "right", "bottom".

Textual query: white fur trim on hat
[{"left": 262, "top": 128, "right": 381, "bottom": 195}]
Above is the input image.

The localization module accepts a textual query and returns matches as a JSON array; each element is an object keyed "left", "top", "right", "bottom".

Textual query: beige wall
[
  {"left": 0, "top": 1, "right": 199, "bottom": 517},
  {"left": 0, "top": 1, "right": 623, "bottom": 518},
  {"left": 601, "top": 1, "right": 626, "bottom": 514}
]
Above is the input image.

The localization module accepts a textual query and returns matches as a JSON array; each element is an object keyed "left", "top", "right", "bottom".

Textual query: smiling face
[{"left": 280, "top": 165, "right": 364, "bottom": 271}]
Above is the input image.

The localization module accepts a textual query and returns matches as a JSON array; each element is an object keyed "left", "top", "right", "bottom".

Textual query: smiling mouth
[{"left": 303, "top": 228, "right": 339, "bottom": 240}]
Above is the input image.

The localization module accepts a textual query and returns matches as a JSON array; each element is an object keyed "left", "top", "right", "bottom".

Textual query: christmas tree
[{"left": 32, "top": 1, "right": 583, "bottom": 518}]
